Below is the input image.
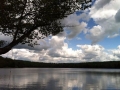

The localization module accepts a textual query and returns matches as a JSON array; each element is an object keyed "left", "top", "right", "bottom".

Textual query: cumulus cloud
[
  {"left": 61, "top": 13, "right": 88, "bottom": 39},
  {"left": 2, "top": 49, "right": 40, "bottom": 62},
  {"left": 66, "top": 22, "right": 87, "bottom": 39},
  {"left": 111, "top": 45, "right": 120, "bottom": 58},
  {"left": 56, "top": 31, "right": 66, "bottom": 38},
  {"left": 86, "top": 25, "right": 105, "bottom": 44},
  {"left": 1, "top": 35, "right": 80, "bottom": 63},
  {"left": 87, "top": 0, "right": 120, "bottom": 44},
  {"left": 77, "top": 44, "right": 106, "bottom": 61},
  {"left": 2, "top": 34, "right": 120, "bottom": 63},
  {"left": 94, "top": 0, "right": 112, "bottom": 9},
  {"left": 115, "top": 9, "right": 120, "bottom": 22},
  {"left": 14, "top": 40, "right": 50, "bottom": 51},
  {"left": 61, "top": 13, "right": 89, "bottom": 26},
  {"left": 0, "top": 32, "right": 12, "bottom": 47}
]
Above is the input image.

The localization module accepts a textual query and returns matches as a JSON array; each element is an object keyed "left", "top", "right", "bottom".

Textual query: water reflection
[{"left": 0, "top": 68, "right": 120, "bottom": 90}]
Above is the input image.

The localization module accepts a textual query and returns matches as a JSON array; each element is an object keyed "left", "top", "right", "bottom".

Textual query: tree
[{"left": 0, "top": 0, "right": 91, "bottom": 55}]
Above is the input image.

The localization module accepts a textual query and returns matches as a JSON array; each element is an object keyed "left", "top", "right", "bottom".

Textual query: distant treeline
[{"left": 0, "top": 56, "right": 120, "bottom": 68}]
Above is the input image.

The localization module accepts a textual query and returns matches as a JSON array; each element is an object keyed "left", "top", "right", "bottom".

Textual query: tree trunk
[
  {"left": 0, "top": 46, "right": 12, "bottom": 55},
  {"left": 0, "top": 25, "right": 39, "bottom": 55}
]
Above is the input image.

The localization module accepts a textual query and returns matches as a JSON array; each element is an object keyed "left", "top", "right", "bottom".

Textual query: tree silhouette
[{"left": 0, "top": 0, "right": 92, "bottom": 55}]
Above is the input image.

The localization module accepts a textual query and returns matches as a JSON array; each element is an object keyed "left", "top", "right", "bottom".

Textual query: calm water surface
[{"left": 0, "top": 68, "right": 120, "bottom": 90}]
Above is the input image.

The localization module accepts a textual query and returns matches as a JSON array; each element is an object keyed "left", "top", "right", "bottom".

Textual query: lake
[{"left": 0, "top": 68, "right": 120, "bottom": 90}]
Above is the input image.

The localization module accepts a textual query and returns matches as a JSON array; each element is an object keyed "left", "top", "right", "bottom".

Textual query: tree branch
[
  {"left": 13, "top": 0, "right": 27, "bottom": 41},
  {"left": 0, "top": 23, "right": 51, "bottom": 55}
]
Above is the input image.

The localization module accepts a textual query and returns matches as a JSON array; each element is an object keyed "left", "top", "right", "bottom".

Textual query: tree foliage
[
  {"left": 0, "top": 0, "right": 92, "bottom": 54},
  {"left": 1, "top": 56, "right": 120, "bottom": 68}
]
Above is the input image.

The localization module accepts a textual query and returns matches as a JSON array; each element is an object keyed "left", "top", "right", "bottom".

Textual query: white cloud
[
  {"left": 86, "top": 25, "right": 105, "bottom": 44},
  {"left": 94, "top": 0, "right": 112, "bottom": 10},
  {"left": 87, "top": 0, "right": 120, "bottom": 44},
  {"left": 111, "top": 45, "right": 120, "bottom": 59},
  {"left": 107, "top": 34, "right": 119, "bottom": 38},
  {"left": 61, "top": 13, "right": 88, "bottom": 39},
  {"left": 76, "top": 37, "right": 81, "bottom": 40},
  {"left": 90, "top": 0, "right": 118, "bottom": 20},
  {"left": 67, "top": 22, "right": 87, "bottom": 39},
  {"left": 115, "top": 9, "right": 120, "bottom": 22},
  {"left": 15, "top": 39, "right": 50, "bottom": 51},
  {"left": 61, "top": 13, "right": 89, "bottom": 26},
  {"left": 77, "top": 44, "right": 107, "bottom": 61},
  {"left": 0, "top": 32, "right": 12, "bottom": 47},
  {"left": 1, "top": 36, "right": 80, "bottom": 63},
  {"left": 2, "top": 49, "right": 40, "bottom": 62},
  {"left": 2, "top": 34, "right": 120, "bottom": 63}
]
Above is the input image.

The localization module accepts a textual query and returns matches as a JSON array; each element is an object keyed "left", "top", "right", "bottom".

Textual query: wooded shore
[{"left": 0, "top": 56, "right": 120, "bottom": 68}]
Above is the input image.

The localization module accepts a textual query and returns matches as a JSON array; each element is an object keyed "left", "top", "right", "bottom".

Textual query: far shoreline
[{"left": 1, "top": 56, "right": 120, "bottom": 68}]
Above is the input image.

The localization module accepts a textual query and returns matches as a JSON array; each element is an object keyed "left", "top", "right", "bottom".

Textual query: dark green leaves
[{"left": 0, "top": 0, "right": 92, "bottom": 47}]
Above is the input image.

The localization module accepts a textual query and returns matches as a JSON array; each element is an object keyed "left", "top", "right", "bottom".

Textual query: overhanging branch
[{"left": 13, "top": 0, "right": 27, "bottom": 41}]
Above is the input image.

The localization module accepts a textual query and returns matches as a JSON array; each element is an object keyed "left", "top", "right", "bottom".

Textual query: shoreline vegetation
[{"left": 0, "top": 56, "right": 120, "bottom": 68}]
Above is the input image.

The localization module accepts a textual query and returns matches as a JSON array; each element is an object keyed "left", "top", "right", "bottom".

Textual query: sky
[{"left": 1, "top": 0, "right": 120, "bottom": 63}]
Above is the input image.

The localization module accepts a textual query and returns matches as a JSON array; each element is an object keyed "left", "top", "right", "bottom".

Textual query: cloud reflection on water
[{"left": 0, "top": 68, "right": 120, "bottom": 90}]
